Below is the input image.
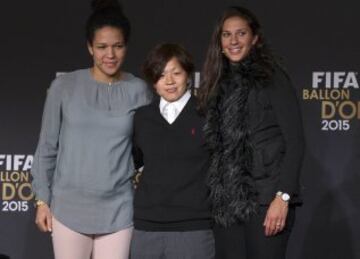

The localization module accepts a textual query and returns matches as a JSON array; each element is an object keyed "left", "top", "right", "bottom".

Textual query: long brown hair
[{"left": 198, "top": 6, "right": 274, "bottom": 111}]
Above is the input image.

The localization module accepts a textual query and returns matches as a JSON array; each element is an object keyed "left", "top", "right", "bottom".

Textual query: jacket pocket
[
  {"left": 261, "top": 140, "right": 285, "bottom": 168},
  {"left": 252, "top": 139, "right": 285, "bottom": 179}
]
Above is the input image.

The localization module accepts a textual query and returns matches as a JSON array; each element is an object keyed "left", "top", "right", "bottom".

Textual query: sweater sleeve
[
  {"left": 31, "top": 79, "right": 63, "bottom": 205},
  {"left": 268, "top": 68, "right": 305, "bottom": 196},
  {"left": 132, "top": 110, "right": 144, "bottom": 170}
]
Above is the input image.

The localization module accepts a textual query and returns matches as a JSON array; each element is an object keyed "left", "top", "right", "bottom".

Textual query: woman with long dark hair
[
  {"left": 31, "top": 1, "right": 151, "bottom": 258},
  {"left": 199, "top": 6, "right": 304, "bottom": 259}
]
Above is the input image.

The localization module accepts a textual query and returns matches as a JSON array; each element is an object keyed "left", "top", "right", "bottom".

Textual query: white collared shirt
[{"left": 159, "top": 90, "right": 191, "bottom": 124}]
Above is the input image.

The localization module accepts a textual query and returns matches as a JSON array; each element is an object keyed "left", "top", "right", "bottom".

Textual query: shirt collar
[{"left": 159, "top": 90, "right": 191, "bottom": 113}]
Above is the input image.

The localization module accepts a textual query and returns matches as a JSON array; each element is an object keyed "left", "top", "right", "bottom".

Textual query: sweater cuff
[{"left": 33, "top": 187, "right": 51, "bottom": 206}]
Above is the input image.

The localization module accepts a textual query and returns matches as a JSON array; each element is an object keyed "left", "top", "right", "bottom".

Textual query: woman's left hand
[{"left": 263, "top": 196, "right": 288, "bottom": 236}]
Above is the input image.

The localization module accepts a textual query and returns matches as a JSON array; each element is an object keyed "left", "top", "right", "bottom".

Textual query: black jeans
[{"left": 213, "top": 206, "right": 296, "bottom": 259}]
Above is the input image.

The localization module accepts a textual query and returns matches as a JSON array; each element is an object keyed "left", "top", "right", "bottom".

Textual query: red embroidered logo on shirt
[{"left": 191, "top": 128, "right": 196, "bottom": 136}]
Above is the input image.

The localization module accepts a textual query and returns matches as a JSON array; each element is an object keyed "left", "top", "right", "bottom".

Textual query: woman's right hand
[{"left": 35, "top": 204, "right": 52, "bottom": 232}]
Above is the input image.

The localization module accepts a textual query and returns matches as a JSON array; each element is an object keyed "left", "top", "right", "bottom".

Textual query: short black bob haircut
[{"left": 142, "top": 43, "right": 194, "bottom": 85}]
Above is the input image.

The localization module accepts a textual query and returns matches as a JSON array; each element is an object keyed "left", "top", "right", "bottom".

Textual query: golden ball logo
[
  {"left": 0, "top": 154, "right": 34, "bottom": 212},
  {"left": 303, "top": 71, "right": 359, "bottom": 131}
]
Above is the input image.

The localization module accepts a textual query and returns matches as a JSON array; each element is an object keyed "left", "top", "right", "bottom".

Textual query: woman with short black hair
[{"left": 131, "top": 43, "right": 214, "bottom": 259}]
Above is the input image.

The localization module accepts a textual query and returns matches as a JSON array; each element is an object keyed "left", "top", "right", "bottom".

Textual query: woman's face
[
  {"left": 221, "top": 16, "right": 258, "bottom": 63},
  {"left": 88, "top": 26, "right": 126, "bottom": 82},
  {"left": 154, "top": 57, "right": 188, "bottom": 102}
]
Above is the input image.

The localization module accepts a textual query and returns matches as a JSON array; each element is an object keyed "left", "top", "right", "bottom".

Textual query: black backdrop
[{"left": 1, "top": 0, "right": 359, "bottom": 258}]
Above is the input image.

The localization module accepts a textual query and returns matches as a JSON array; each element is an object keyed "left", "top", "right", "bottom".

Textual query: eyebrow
[
  {"left": 222, "top": 28, "right": 248, "bottom": 32},
  {"left": 163, "top": 66, "right": 183, "bottom": 73},
  {"left": 94, "top": 41, "right": 124, "bottom": 45}
]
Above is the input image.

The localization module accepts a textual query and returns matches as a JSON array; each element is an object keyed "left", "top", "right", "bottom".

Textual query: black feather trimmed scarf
[{"left": 204, "top": 56, "right": 270, "bottom": 227}]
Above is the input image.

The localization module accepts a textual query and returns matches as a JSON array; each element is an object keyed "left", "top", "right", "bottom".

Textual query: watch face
[{"left": 282, "top": 193, "right": 290, "bottom": 201}]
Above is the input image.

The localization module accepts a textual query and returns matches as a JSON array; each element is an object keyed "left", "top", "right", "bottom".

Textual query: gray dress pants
[{"left": 130, "top": 229, "right": 215, "bottom": 259}]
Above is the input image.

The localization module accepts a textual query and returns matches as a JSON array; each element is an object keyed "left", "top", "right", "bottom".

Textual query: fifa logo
[{"left": 312, "top": 72, "right": 359, "bottom": 89}]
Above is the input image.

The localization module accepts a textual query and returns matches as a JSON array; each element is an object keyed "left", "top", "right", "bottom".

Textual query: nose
[
  {"left": 107, "top": 47, "right": 115, "bottom": 58},
  {"left": 165, "top": 73, "right": 174, "bottom": 84},
  {"left": 230, "top": 34, "right": 238, "bottom": 45}
]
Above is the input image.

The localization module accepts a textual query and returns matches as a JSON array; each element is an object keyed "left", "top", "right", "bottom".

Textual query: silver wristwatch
[{"left": 276, "top": 191, "right": 290, "bottom": 202}]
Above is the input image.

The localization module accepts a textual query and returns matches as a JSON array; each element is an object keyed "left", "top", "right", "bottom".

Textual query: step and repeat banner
[{"left": 1, "top": 0, "right": 359, "bottom": 258}]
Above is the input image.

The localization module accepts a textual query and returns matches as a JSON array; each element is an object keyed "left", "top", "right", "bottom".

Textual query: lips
[
  {"left": 104, "top": 62, "right": 118, "bottom": 68},
  {"left": 228, "top": 47, "right": 242, "bottom": 55},
  {"left": 165, "top": 87, "right": 177, "bottom": 93}
]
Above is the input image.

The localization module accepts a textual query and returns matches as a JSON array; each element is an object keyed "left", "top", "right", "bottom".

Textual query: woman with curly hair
[
  {"left": 31, "top": 1, "right": 151, "bottom": 258},
  {"left": 198, "top": 6, "right": 304, "bottom": 259}
]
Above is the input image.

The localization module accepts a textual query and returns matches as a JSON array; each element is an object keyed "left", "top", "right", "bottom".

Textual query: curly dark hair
[
  {"left": 198, "top": 6, "right": 277, "bottom": 111},
  {"left": 86, "top": 0, "right": 131, "bottom": 45}
]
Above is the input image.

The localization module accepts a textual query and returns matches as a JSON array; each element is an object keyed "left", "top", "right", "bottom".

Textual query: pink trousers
[{"left": 52, "top": 217, "right": 133, "bottom": 259}]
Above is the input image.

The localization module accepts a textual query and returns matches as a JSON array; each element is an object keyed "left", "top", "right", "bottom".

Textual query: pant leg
[
  {"left": 213, "top": 224, "right": 246, "bottom": 259},
  {"left": 92, "top": 227, "right": 133, "bottom": 259},
  {"left": 244, "top": 206, "right": 296, "bottom": 259},
  {"left": 52, "top": 217, "right": 93, "bottom": 259},
  {"left": 164, "top": 230, "right": 215, "bottom": 259},
  {"left": 130, "top": 229, "right": 165, "bottom": 259}
]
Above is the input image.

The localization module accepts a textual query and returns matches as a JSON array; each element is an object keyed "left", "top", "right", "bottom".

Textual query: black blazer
[{"left": 248, "top": 68, "right": 304, "bottom": 204}]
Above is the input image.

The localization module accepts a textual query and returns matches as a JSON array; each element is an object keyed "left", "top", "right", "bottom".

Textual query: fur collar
[{"left": 205, "top": 55, "right": 269, "bottom": 226}]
